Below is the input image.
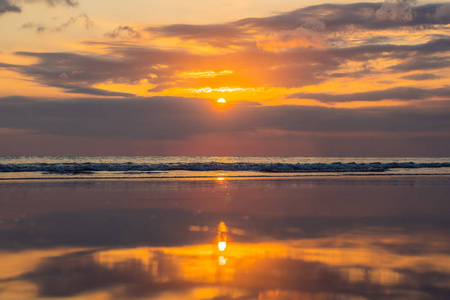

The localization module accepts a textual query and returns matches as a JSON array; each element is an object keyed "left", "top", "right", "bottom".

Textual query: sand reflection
[{"left": 1, "top": 228, "right": 449, "bottom": 299}]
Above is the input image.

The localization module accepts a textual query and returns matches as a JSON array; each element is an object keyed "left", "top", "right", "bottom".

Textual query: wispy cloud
[
  {"left": 1, "top": 0, "right": 77, "bottom": 18},
  {"left": 42, "top": 0, "right": 78, "bottom": 7},
  {"left": 148, "top": 23, "right": 253, "bottom": 48},
  {"left": 22, "top": 14, "right": 93, "bottom": 33},
  {"left": 105, "top": 25, "right": 141, "bottom": 40}
]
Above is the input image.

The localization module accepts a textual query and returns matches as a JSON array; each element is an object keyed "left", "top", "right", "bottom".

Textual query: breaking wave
[{"left": 1, "top": 161, "right": 449, "bottom": 174}]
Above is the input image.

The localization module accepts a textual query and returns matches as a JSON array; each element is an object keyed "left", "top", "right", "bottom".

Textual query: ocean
[
  {"left": 1, "top": 156, "right": 449, "bottom": 180},
  {"left": 1, "top": 156, "right": 449, "bottom": 299}
]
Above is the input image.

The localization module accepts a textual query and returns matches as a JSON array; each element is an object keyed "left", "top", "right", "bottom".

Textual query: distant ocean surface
[{"left": 0, "top": 156, "right": 449, "bottom": 180}]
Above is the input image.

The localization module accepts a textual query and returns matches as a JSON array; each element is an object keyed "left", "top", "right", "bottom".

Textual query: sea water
[{"left": 1, "top": 156, "right": 449, "bottom": 180}]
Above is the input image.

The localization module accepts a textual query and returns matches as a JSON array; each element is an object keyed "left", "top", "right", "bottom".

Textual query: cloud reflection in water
[
  {"left": 1, "top": 228, "right": 449, "bottom": 299},
  {"left": 1, "top": 177, "right": 449, "bottom": 299}
]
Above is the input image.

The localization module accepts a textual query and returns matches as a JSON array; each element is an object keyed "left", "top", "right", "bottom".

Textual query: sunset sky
[{"left": 0, "top": 0, "right": 449, "bottom": 156}]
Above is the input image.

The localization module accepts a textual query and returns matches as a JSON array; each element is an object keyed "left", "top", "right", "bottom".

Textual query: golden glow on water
[
  {"left": 218, "top": 221, "right": 228, "bottom": 252},
  {"left": 1, "top": 230, "right": 450, "bottom": 299},
  {"left": 92, "top": 236, "right": 450, "bottom": 284},
  {"left": 218, "top": 241, "right": 227, "bottom": 252},
  {"left": 0, "top": 248, "right": 90, "bottom": 280},
  {"left": 218, "top": 256, "right": 227, "bottom": 266}
]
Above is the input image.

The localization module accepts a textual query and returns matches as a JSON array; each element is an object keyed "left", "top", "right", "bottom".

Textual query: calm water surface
[{"left": 0, "top": 176, "right": 449, "bottom": 299}]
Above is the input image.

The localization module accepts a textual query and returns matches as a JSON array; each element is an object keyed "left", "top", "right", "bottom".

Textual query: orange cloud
[{"left": 257, "top": 27, "right": 325, "bottom": 52}]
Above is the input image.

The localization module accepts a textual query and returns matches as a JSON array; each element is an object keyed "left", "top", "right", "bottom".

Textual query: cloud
[
  {"left": 1, "top": 51, "right": 151, "bottom": 96},
  {"left": 389, "top": 55, "right": 450, "bottom": 72},
  {"left": 62, "top": 86, "right": 135, "bottom": 97},
  {"left": 2, "top": 47, "right": 325, "bottom": 92},
  {"left": 1, "top": 2, "right": 449, "bottom": 95},
  {"left": 325, "top": 38, "right": 450, "bottom": 63},
  {"left": 401, "top": 73, "right": 440, "bottom": 80},
  {"left": 43, "top": 0, "right": 78, "bottom": 6},
  {"left": 436, "top": 3, "right": 450, "bottom": 19},
  {"left": 105, "top": 26, "right": 141, "bottom": 40},
  {"left": 288, "top": 87, "right": 450, "bottom": 103},
  {"left": 0, "top": 0, "right": 21, "bottom": 15},
  {"left": 22, "top": 22, "right": 46, "bottom": 33},
  {"left": 22, "top": 14, "right": 93, "bottom": 33},
  {"left": 375, "top": 0, "right": 415, "bottom": 22},
  {"left": 0, "top": 96, "right": 448, "bottom": 142},
  {"left": 1, "top": 35, "right": 448, "bottom": 94},
  {"left": 148, "top": 23, "right": 252, "bottom": 47},
  {"left": 26, "top": 0, "right": 78, "bottom": 7},
  {"left": 54, "top": 14, "right": 93, "bottom": 31},
  {"left": 257, "top": 27, "right": 326, "bottom": 52},
  {"left": 1, "top": 0, "right": 77, "bottom": 18},
  {"left": 144, "top": 2, "right": 450, "bottom": 51},
  {"left": 241, "top": 2, "right": 450, "bottom": 31}
]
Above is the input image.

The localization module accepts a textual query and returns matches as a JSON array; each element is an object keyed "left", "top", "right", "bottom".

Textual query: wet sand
[{"left": 0, "top": 176, "right": 449, "bottom": 299}]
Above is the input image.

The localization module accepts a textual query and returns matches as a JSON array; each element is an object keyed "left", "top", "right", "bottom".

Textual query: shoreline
[{"left": 1, "top": 172, "right": 450, "bottom": 182}]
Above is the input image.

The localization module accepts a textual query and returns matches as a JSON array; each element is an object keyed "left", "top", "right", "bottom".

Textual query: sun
[{"left": 217, "top": 98, "right": 226, "bottom": 103}]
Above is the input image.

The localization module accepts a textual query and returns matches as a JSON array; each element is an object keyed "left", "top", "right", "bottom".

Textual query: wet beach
[{"left": 0, "top": 175, "right": 449, "bottom": 299}]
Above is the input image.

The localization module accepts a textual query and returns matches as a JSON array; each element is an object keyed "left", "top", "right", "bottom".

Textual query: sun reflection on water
[
  {"left": 1, "top": 228, "right": 450, "bottom": 299},
  {"left": 218, "top": 221, "right": 228, "bottom": 252},
  {"left": 218, "top": 256, "right": 227, "bottom": 266},
  {"left": 218, "top": 241, "right": 227, "bottom": 252}
]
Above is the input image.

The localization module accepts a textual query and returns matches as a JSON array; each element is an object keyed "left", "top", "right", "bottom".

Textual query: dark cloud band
[
  {"left": 289, "top": 87, "right": 450, "bottom": 103},
  {"left": 0, "top": 96, "right": 448, "bottom": 140}
]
